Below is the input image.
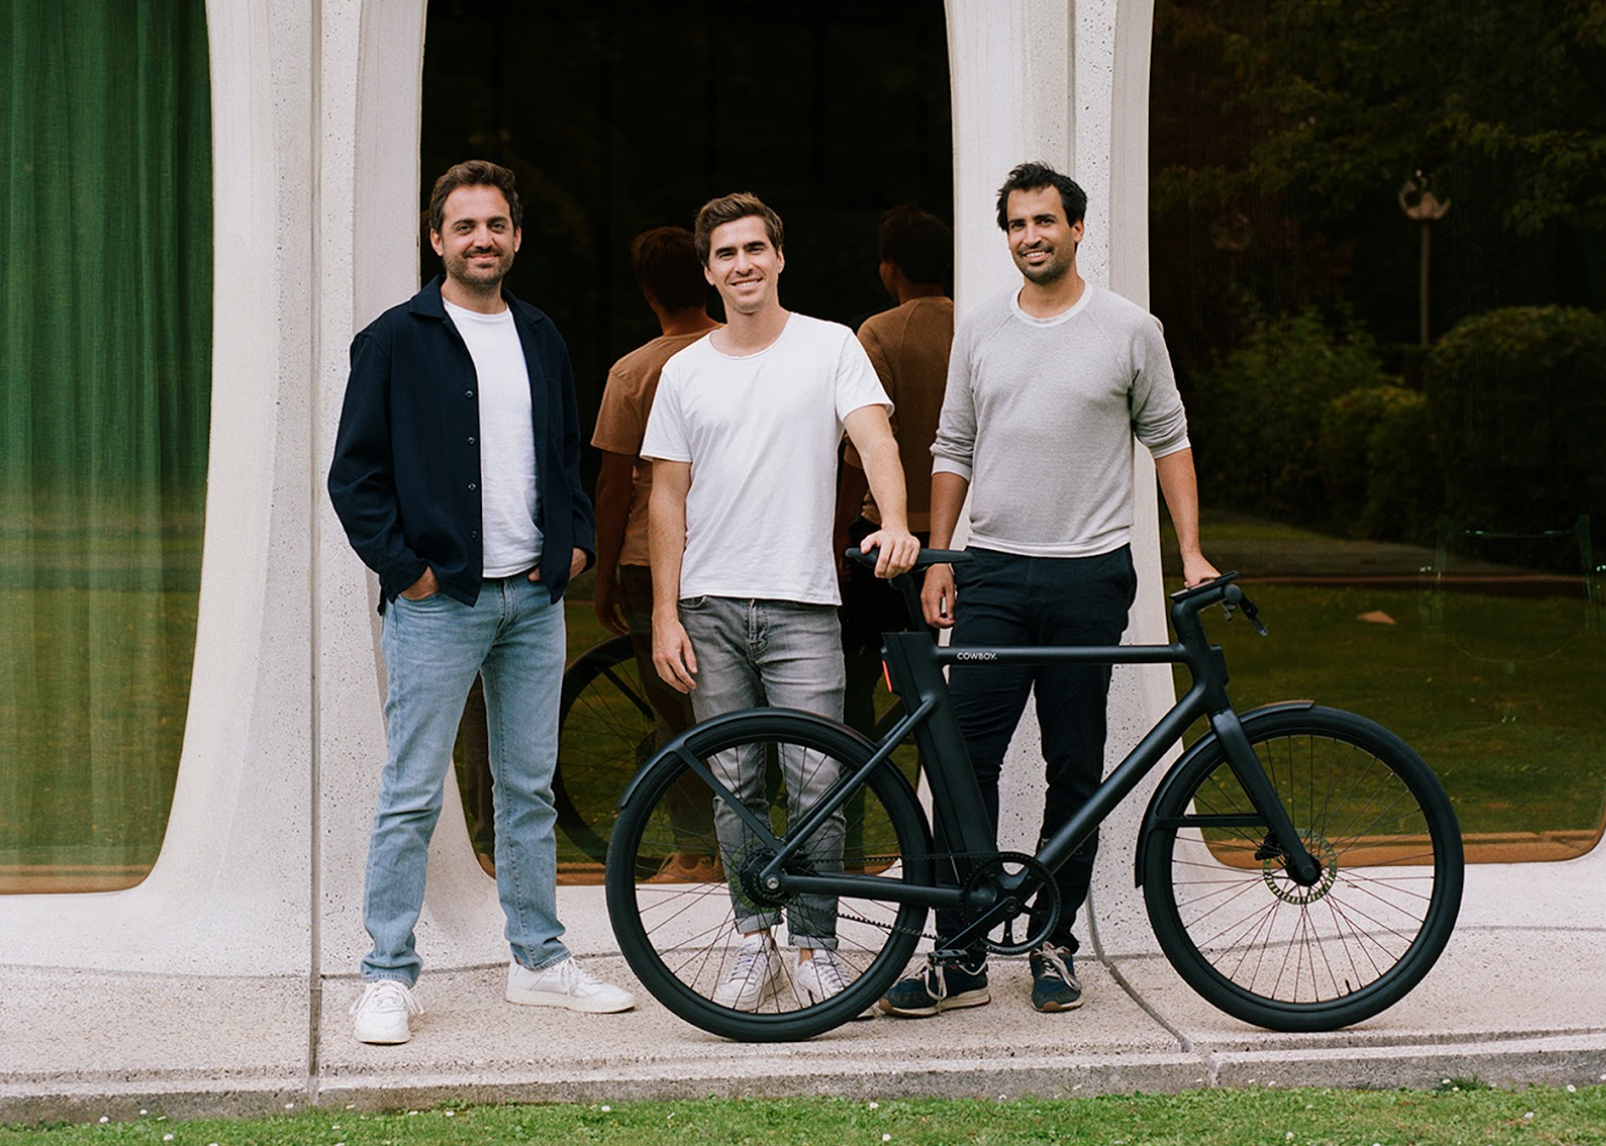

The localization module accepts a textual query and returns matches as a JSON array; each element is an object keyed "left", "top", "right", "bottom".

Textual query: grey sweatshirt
[{"left": 931, "top": 283, "right": 1190, "bottom": 558}]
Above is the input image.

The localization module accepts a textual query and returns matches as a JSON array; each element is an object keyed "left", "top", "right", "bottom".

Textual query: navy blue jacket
[{"left": 328, "top": 276, "right": 595, "bottom": 611}]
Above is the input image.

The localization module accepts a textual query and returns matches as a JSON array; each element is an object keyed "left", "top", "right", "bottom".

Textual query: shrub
[
  {"left": 1192, "top": 309, "right": 1396, "bottom": 520},
  {"left": 1318, "top": 385, "right": 1442, "bottom": 542},
  {"left": 1425, "top": 306, "right": 1606, "bottom": 536}
]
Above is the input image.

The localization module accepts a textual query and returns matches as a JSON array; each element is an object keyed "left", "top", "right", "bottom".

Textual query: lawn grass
[{"left": 5, "top": 1086, "right": 1606, "bottom": 1145}]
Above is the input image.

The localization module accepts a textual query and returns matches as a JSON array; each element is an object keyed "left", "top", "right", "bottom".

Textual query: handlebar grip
[{"left": 845, "top": 547, "right": 972, "bottom": 569}]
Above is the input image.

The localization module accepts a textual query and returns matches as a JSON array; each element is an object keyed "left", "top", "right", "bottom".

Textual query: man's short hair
[
  {"left": 630, "top": 227, "right": 708, "bottom": 312},
  {"left": 693, "top": 192, "right": 784, "bottom": 265},
  {"left": 994, "top": 161, "right": 1087, "bottom": 231},
  {"left": 428, "top": 159, "right": 524, "bottom": 235},
  {"left": 877, "top": 205, "right": 953, "bottom": 286}
]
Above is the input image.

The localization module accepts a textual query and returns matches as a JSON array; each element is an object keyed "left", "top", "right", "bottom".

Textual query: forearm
[
  {"left": 647, "top": 476, "right": 689, "bottom": 623},
  {"left": 592, "top": 451, "right": 634, "bottom": 582},
  {"left": 857, "top": 441, "right": 909, "bottom": 534},
  {"left": 927, "top": 471, "right": 969, "bottom": 550},
  {"left": 843, "top": 406, "right": 909, "bottom": 533},
  {"left": 1154, "top": 447, "right": 1204, "bottom": 559}
]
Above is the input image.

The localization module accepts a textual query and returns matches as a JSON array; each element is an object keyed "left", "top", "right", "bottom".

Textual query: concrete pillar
[{"left": 944, "top": 0, "right": 1175, "bottom": 956}]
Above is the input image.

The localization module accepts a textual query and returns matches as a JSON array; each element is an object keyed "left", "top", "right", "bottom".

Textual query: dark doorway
[{"left": 421, "top": 0, "right": 954, "bottom": 471}]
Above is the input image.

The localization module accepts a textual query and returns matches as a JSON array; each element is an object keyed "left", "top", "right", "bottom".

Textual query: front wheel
[
  {"left": 1142, "top": 706, "right": 1463, "bottom": 1031},
  {"left": 605, "top": 712, "right": 933, "bottom": 1041}
]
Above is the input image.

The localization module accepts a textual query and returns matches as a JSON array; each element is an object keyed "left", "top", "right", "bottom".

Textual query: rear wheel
[
  {"left": 605, "top": 712, "right": 933, "bottom": 1041},
  {"left": 1143, "top": 706, "right": 1463, "bottom": 1031}
]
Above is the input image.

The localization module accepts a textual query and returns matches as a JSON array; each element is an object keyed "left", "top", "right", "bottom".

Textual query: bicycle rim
[
  {"left": 605, "top": 713, "right": 932, "bottom": 1041},
  {"left": 555, "top": 636, "right": 656, "bottom": 863},
  {"left": 1144, "top": 706, "right": 1463, "bottom": 1031}
]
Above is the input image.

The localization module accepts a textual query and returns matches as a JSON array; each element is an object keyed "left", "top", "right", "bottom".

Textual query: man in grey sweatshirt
[{"left": 881, "top": 161, "right": 1218, "bottom": 1020}]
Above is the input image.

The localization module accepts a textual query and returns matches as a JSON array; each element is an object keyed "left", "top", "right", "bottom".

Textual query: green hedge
[
  {"left": 1425, "top": 306, "right": 1606, "bottom": 534},
  {"left": 1193, "top": 309, "right": 1396, "bottom": 521},
  {"left": 1317, "top": 386, "right": 1441, "bottom": 542}
]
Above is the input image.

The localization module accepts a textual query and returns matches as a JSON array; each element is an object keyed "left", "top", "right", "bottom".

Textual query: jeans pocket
[{"left": 678, "top": 595, "right": 710, "bottom": 611}]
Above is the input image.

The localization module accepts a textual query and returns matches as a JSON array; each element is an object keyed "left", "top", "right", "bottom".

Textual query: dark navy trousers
[{"left": 935, "top": 545, "right": 1138, "bottom": 956}]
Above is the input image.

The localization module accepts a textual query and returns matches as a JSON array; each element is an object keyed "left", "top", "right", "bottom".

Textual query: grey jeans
[{"left": 678, "top": 595, "right": 846, "bottom": 949}]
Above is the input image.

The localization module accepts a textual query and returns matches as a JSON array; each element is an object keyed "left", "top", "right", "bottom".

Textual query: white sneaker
[
  {"left": 712, "top": 933, "right": 784, "bottom": 1011},
  {"left": 793, "top": 950, "right": 874, "bottom": 1019},
  {"left": 505, "top": 957, "right": 636, "bottom": 1014},
  {"left": 351, "top": 979, "right": 422, "bottom": 1044}
]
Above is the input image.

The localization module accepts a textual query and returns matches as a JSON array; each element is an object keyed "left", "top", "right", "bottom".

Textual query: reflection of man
[
  {"left": 835, "top": 205, "right": 954, "bottom": 740},
  {"left": 881, "top": 162, "right": 1217, "bottom": 1019},
  {"left": 329, "top": 160, "right": 634, "bottom": 1046},
  {"left": 591, "top": 226, "right": 717, "bottom": 882},
  {"left": 643, "top": 192, "right": 920, "bottom": 1011}
]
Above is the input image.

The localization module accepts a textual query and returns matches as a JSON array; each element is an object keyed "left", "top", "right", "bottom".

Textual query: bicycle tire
[
  {"left": 605, "top": 710, "right": 933, "bottom": 1041},
  {"left": 554, "top": 636, "right": 656, "bottom": 862},
  {"left": 1142, "top": 705, "right": 1463, "bottom": 1031}
]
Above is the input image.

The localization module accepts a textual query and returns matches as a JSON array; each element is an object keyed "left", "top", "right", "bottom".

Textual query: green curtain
[{"left": 0, "top": 1, "right": 211, "bottom": 889}]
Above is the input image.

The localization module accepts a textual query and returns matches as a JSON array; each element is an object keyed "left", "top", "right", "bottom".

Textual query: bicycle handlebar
[
  {"left": 1169, "top": 572, "right": 1268, "bottom": 636},
  {"left": 843, "top": 547, "right": 972, "bottom": 570}
]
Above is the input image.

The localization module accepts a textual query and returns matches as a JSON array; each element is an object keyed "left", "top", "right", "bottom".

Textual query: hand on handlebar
[
  {"left": 858, "top": 527, "right": 920, "bottom": 579},
  {"left": 1181, "top": 551, "right": 1221, "bottom": 589}
]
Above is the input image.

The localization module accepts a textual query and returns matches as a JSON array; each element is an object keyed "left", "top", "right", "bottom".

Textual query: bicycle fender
[
  {"left": 1133, "top": 700, "right": 1315, "bottom": 888},
  {"left": 613, "top": 707, "right": 878, "bottom": 810}
]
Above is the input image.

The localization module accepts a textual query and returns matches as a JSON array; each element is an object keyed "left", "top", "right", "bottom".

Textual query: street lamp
[{"left": 1398, "top": 173, "right": 1452, "bottom": 345}]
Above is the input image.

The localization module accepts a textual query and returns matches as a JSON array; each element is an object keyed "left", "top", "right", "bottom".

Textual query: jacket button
[
  {"left": 468, "top": 483, "right": 476, "bottom": 491},
  {"left": 470, "top": 530, "right": 478, "bottom": 539},
  {"left": 467, "top": 436, "right": 475, "bottom": 445},
  {"left": 464, "top": 389, "right": 474, "bottom": 398}
]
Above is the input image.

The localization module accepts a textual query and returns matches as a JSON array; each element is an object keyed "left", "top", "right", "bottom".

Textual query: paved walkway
[{"left": 4, "top": 863, "right": 1603, "bottom": 1123}]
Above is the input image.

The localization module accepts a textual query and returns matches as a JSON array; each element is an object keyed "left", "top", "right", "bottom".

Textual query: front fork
[{"left": 1209, "top": 710, "right": 1324, "bottom": 886}]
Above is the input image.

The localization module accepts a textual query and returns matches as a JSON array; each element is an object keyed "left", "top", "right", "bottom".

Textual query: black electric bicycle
[{"left": 603, "top": 551, "right": 1464, "bottom": 1041}]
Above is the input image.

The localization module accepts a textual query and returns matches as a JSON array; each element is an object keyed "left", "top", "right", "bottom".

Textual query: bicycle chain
[{"left": 833, "top": 850, "right": 1053, "bottom": 945}]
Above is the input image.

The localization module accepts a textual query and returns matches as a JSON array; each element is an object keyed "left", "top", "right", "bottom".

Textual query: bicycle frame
[{"left": 750, "top": 580, "right": 1322, "bottom": 953}]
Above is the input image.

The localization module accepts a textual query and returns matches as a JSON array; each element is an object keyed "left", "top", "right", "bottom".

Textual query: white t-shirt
[
  {"left": 641, "top": 313, "right": 890, "bottom": 604},
  {"left": 444, "top": 300, "right": 542, "bottom": 577}
]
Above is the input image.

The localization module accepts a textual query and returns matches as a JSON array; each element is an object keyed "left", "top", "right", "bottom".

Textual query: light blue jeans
[
  {"left": 678, "top": 596, "right": 846, "bottom": 949},
  {"left": 362, "top": 575, "right": 568, "bottom": 984}
]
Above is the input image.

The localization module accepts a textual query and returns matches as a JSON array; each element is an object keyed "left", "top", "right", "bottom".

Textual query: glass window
[
  {"left": 421, "top": 2, "right": 954, "bottom": 882},
  {"left": 1150, "top": 0, "right": 1606, "bottom": 861},
  {"left": 0, "top": 2, "right": 212, "bottom": 892}
]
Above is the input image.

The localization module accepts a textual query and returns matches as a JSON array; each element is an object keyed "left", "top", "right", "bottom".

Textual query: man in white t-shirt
[
  {"left": 641, "top": 191, "right": 920, "bottom": 1011},
  {"left": 329, "top": 160, "right": 634, "bottom": 1045}
]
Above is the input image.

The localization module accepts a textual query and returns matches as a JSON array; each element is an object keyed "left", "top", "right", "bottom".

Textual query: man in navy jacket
[{"left": 329, "top": 159, "right": 633, "bottom": 1045}]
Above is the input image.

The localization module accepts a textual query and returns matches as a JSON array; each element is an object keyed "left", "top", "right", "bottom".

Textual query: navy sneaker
[
  {"left": 1029, "top": 942, "right": 1083, "bottom": 1012},
  {"left": 879, "top": 956, "right": 990, "bottom": 1017}
]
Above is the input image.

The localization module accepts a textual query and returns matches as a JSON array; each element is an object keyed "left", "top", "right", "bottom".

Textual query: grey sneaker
[
  {"left": 506, "top": 956, "right": 636, "bottom": 1013},
  {"left": 712, "top": 933, "right": 785, "bottom": 1011},
  {"left": 351, "top": 979, "right": 422, "bottom": 1044},
  {"left": 1029, "top": 942, "right": 1083, "bottom": 1012}
]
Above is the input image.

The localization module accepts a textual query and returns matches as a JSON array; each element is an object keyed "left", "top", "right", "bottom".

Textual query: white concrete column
[
  {"left": 314, "top": 0, "right": 513, "bottom": 980},
  {"left": 944, "top": 0, "right": 1173, "bottom": 955}
]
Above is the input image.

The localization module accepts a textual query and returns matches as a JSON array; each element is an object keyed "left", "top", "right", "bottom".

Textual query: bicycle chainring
[{"left": 961, "top": 851, "right": 1059, "bottom": 956}]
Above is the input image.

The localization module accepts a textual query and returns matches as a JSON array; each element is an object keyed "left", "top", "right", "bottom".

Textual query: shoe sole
[
  {"left": 353, "top": 1025, "right": 412, "bottom": 1044},
  {"left": 505, "top": 988, "right": 635, "bottom": 1013},
  {"left": 1033, "top": 996, "right": 1085, "bottom": 1012},
  {"left": 713, "top": 975, "right": 783, "bottom": 1012},
  {"left": 878, "top": 990, "right": 991, "bottom": 1018}
]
